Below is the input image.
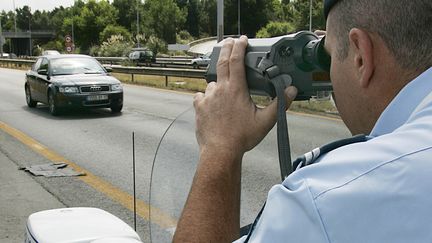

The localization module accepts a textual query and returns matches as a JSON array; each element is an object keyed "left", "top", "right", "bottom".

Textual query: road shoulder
[{"left": 0, "top": 130, "right": 65, "bottom": 243}]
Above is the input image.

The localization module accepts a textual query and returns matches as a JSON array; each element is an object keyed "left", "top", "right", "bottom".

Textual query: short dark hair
[{"left": 329, "top": 0, "right": 432, "bottom": 72}]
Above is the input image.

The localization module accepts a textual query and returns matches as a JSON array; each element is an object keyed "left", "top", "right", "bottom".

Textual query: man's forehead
[{"left": 324, "top": 0, "right": 341, "bottom": 19}]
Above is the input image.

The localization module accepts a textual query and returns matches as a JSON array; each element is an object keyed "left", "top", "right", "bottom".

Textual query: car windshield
[{"left": 51, "top": 57, "right": 106, "bottom": 75}]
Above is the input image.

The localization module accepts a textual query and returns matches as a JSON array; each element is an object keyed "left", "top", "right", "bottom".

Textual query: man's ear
[{"left": 348, "top": 28, "right": 374, "bottom": 88}]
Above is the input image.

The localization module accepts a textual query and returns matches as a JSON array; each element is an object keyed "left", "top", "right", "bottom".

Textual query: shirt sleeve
[
  {"left": 233, "top": 235, "right": 247, "bottom": 243},
  {"left": 234, "top": 178, "right": 329, "bottom": 243}
]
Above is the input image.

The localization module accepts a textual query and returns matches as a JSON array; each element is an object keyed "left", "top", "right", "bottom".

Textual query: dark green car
[
  {"left": 25, "top": 54, "right": 124, "bottom": 115},
  {"left": 128, "top": 48, "right": 156, "bottom": 66}
]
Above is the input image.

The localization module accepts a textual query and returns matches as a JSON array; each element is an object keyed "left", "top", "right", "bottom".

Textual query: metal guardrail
[
  {"left": 110, "top": 65, "right": 205, "bottom": 79},
  {"left": 95, "top": 56, "right": 194, "bottom": 67},
  {"left": 0, "top": 58, "right": 206, "bottom": 84},
  {"left": 0, "top": 58, "right": 35, "bottom": 66},
  {"left": 10, "top": 56, "right": 196, "bottom": 67}
]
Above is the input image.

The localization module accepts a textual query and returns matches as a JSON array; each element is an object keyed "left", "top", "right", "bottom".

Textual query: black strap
[
  {"left": 243, "top": 203, "right": 266, "bottom": 243},
  {"left": 271, "top": 78, "right": 292, "bottom": 181},
  {"left": 242, "top": 78, "right": 291, "bottom": 242},
  {"left": 292, "top": 134, "right": 367, "bottom": 170}
]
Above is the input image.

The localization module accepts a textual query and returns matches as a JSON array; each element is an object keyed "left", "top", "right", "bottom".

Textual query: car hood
[{"left": 51, "top": 74, "right": 120, "bottom": 86}]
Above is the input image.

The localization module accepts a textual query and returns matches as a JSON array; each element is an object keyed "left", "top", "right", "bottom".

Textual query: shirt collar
[{"left": 370, "top": 67, "right": 432, "bottom": 137}]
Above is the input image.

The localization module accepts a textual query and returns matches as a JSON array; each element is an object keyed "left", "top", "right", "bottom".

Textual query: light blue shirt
[{"left": 235, "top": 67, "right": 432, "bottom": 243}]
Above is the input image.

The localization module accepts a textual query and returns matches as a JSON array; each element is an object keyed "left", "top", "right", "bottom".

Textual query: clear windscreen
[
  {"left": 51, "top": 57, "right": 106, "bottom": 75},
  {"left": 148, "top": 108, "right": 198, "bottom": 242},
  {"left": 148, "top": 104, "right": 350, "bottom": 242}
]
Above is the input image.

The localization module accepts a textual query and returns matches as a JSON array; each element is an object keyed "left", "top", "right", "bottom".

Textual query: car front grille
[
  {"left": 83, "top": 100, "right": 111, "bottom": 106},
  {"left": 80, "top": 85, "right": 110, "bottom": 93}
]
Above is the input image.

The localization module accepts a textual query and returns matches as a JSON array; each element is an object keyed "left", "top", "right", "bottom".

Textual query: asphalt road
[{"left": 0, "top": 67, "right": 350, "bottom": 242}]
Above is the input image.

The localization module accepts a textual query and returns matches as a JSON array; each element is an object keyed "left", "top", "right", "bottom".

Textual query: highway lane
[{"left": 0, "top": 67, "right": 350, "bottom": 242}]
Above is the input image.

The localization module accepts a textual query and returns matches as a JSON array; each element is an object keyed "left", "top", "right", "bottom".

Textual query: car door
[
  {"left": 27, "top": 58, "right": 42, "bottom": 101},
  {"left": 35, "top": 58, "right": 50, "bottom": 103}
]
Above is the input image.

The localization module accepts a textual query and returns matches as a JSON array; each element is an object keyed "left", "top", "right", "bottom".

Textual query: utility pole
[
  {"left": 136, "top": 0, "right": 140, "bottom": 47},
  {"left": 309, "top": 0, "right": 313, "bottom": 31},
  {"left": 29, "top": 7, "right": 32, "bottom": 56},
  {"left": 0, "top": 15, "right": 3, "bottom": 57},
  {"left": 238, "top": 0, "right": 240, "bottom": 35},
  {"left": 13, "top": 0, "right": 17, "bottom": 33},
  {"left": 217, "top": 0, "right": 224, "bottom": 42}
]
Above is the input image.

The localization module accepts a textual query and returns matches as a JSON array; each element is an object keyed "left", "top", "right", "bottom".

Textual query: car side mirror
[
  {"left": 38, "top": 69, "right": 48, "bottom": 75},
  {"left": 38, "top": 69, "right": 50, "bottom": 80},
  {"left": 104, "top": 66, "right": 113, "bottom": 73}
]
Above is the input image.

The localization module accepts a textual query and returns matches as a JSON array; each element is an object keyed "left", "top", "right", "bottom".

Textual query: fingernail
[{"left": 286, "top": 86, "right": 298, "bottom": 99}]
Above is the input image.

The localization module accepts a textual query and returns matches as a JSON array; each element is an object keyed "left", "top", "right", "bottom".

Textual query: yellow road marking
[{"left": 0, "top": 121, "right": 177, "bottom": 229}]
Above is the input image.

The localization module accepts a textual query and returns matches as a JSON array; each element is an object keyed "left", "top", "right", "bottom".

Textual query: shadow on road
[{"left": 21, "top": 105, "right": 123, "bottom": 120}]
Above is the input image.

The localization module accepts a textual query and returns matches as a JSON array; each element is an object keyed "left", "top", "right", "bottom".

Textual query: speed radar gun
[
  {"left": 206, "top": 31, "right": 332, "bottom": 180},
  {"left": 206, "top": 31, "right": 332, "bottom": 100}
]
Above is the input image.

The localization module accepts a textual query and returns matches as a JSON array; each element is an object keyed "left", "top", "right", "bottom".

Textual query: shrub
[{"left": 256, "top": 21, "right": 295, "bottom": 38}]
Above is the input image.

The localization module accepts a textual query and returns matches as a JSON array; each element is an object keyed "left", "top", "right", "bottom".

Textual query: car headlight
[
  {"left": 59, "top": 86, "right": 79, "bottom": 93},
  {"left": 111, "top": 84, "right": 123, "bottom": 91}
]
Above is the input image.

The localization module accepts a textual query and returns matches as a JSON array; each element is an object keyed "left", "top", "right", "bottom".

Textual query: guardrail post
[
  {"left": 165, "top": 76, "right": 168, "bottom": 87},
  {"left": 131, "top": 73, "right": 135, "bottom": 83}
]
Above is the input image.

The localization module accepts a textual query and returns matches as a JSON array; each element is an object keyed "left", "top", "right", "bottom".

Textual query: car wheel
[
  {"left": 111, "top": 103, "right": 123, "bottom": 113},
  {"left": 25, "top": 85, "right": 37, "bottom": 108},
  {"left": 48, "top": 91, "right": 60, "bottom": 116},
  {"left": 193, "top": 63, "right": 198, "bottom": 69}
]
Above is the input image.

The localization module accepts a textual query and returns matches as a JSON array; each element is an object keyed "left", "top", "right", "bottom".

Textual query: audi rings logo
[{"left": 90, "top": 86, "right": 102, "bottom": 92}]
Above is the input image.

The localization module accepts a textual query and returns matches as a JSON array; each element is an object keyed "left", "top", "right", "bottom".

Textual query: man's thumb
[{"left": 284, "top": 86, "right": 298, "bottom": 109}]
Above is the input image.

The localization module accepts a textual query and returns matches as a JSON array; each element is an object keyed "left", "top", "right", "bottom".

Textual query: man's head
[{"left": 324, "top": 0, "right": 432, "bottom": 135}]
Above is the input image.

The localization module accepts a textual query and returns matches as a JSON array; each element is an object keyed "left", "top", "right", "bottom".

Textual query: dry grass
[
  {"left": 114, "top": 72, "right": 338, "bottom": 116},
  {"left": 112, "top": 73, "right": 207, "bottom": 93},
  {"left": 290, "top": 99, "right": 339, "bottom": 116},
  {"left": 0, "top": 62, "right": 32, "bottom": 70},
  {"left": 251, "top": 95, "right": 338, "bottom": 116}
]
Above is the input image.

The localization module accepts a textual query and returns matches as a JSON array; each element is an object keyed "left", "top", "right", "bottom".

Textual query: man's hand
[
  {"left": 194, "top": 35, "right": 298, "bottom": 158},
  {"left": 173, "top": 36, "right": 297, "bottom": 243}
]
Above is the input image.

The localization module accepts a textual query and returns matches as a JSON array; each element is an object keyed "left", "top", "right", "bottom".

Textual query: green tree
[
  {"left": 291, "top": 0, "right": 325, "bottom": 31},
  {"left": 176, "top": 30, "right": 194, "bottom": 44},
  {"left": 146, "top": 35, "right": 167, "bottom": 56},
  {"left": 15, "top": 6, "right": 31, "bottom": 31},
  {"left": 71, "top": 0, "right": 119, "bottom": 52},
  {"left": 198, "top": 0, "right": 217, "bottom": 37},
  {"left": 99, "top": 25, "right": 132, "bottom": 42},
  {"left": 278, "top": 0, "right": 295, "bottom": 22},
  {"left": 41, "top": 40, "right": 64, "bottom": 52},
  {"left": 31, "top": 10, "right": 51, "bottom": 30},
  {"left": 256, "top": 21, "right": 295, "bottom": 38},
  {"left": 112, "top": 0, "right": 144, "bottom": 33},
  {"left": 143, "top": 0, "right": 186, "bottom": 44},
  {"left": 184, "top": 0, "right": 201, "bottom": 37},
  {"left": 0, "top": 11, "right": 16, "bottom": 31},
  {"left": 95, "top": 34, "right": 133, "bottom": 57}
]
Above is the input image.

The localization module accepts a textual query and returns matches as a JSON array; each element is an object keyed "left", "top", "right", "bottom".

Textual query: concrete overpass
[
  {"left": 1, "top": 31, "right": 56, "bottom": 56},
  {"left": 187, "top": 35, "right": 239, "bottom": 56}
]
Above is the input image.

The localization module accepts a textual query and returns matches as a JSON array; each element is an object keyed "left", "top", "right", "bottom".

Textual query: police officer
[{"left": 174, "top": 0, "right": 432, "bottom": 242}]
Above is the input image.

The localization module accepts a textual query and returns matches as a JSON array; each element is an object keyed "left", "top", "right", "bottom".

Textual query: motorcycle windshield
[
  {"left": 148, "top": 105, "right": 350, "bottom": 242},
  {"left": 148, "top": 107, "right": 198, "bottom": 242}
]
